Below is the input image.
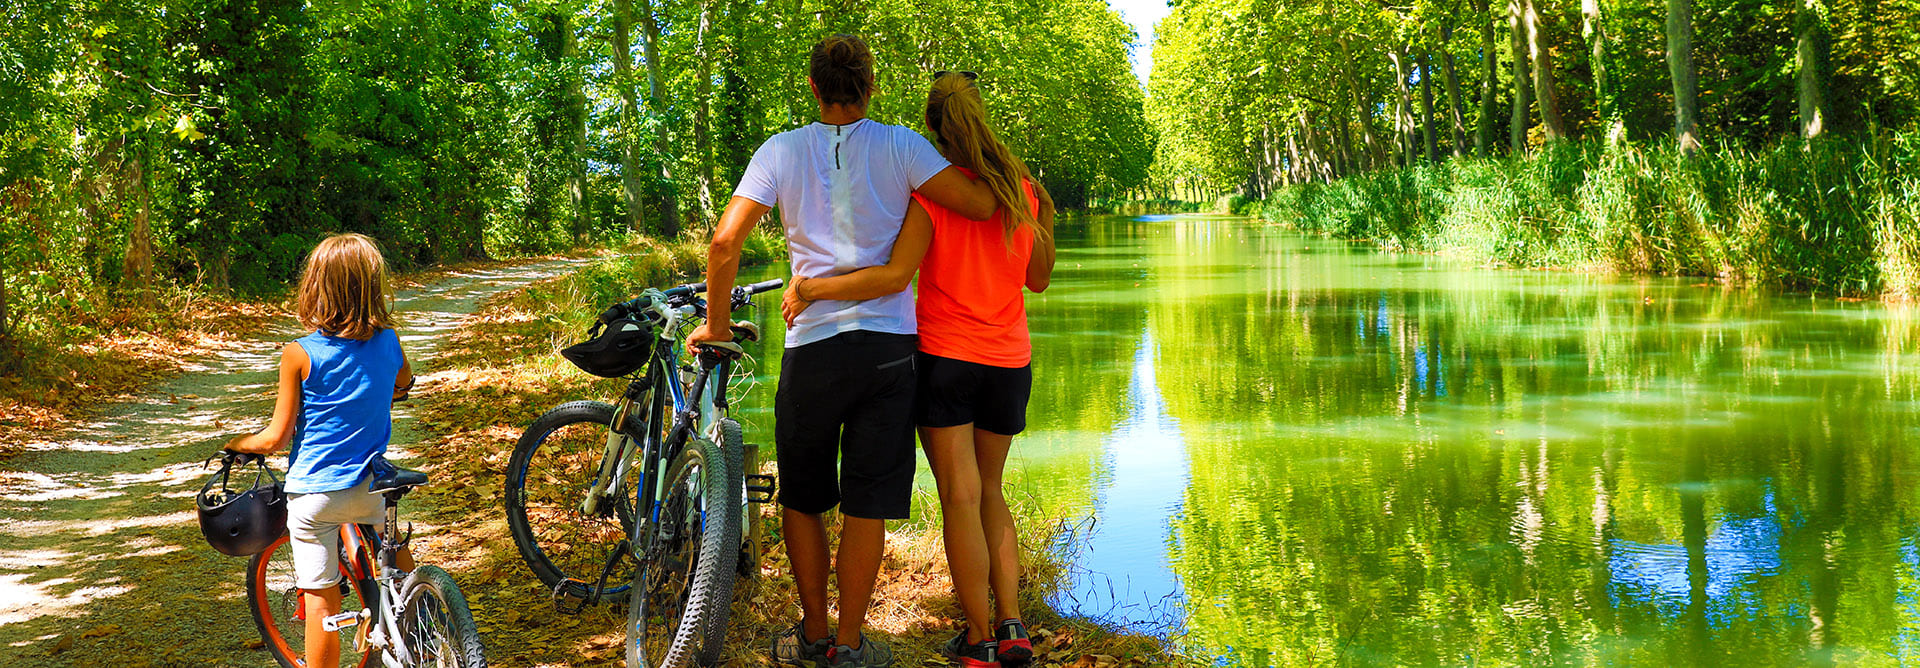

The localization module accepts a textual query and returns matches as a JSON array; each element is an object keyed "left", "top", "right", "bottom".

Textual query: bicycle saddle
[
  {"left": 368, "top": 464, "right": 429, "bottom": 495},
  {"left": 695, "top": 340, "right": 745, "bottom": 361}
]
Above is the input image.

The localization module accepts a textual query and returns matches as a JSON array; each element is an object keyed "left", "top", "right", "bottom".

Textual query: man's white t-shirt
[{"left": 732, "top": 118, "right": 951, "bottom": 347}]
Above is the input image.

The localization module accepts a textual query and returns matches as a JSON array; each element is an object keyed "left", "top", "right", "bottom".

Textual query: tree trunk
[
  {"left": 1667, "top": 0, "right": 1702, "bottom": 154},
  {"left": 1420, "top": 51, "right": 1439, "bottom": 163},
  {"left": 1390, "top": 50, "right": 1416, "bottom": 167},
  {"left": 1795, "top": 0, "right": 1828, "bottom": 139},
  {"left": 1477, "top": 0, "right": 1501, "bottom": 155},
  {"left": 122, "top": 151, "right": 156, "bottom": 291},
  {"left": 556, "top": 12, "right": 590, "bottom": 238},
  {"left": 1341, "top": 40, "right": 1383, "bottom": 170},
  {"left": 693, "top": 0, "right": 716, "bottom": 222},
  {"left": 1509, "top": 0, "right": 1534, "bottom": 153},
  {"left": 637, "top": 0, "right": 680, "bottom": 235},
  {"left": 1527, "top": 0, "right": 1570, "bottom": 141},
  {"left": 1336, "top": 105, "right": 1357, "bottom": 176},
  {"left": 1585, "top": 0, "right": 1622, "bottom": 143},
  {"left": 1285, "top": 131, "right": 1301, "bottom": 184},
  {"left": 612, "top": 0, "right": 645, "bottom": 232},
  {"left": 1441, "top": 27, "right": 1469, "bottom": 157}
]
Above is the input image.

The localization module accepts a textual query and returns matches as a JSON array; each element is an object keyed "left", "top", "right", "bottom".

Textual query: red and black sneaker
[
  {"left": 995, "top": 619, "right": 1033, "bottom": 667},
  {"left": 942, "top": 629, "right": 998, "bottom": 668}
]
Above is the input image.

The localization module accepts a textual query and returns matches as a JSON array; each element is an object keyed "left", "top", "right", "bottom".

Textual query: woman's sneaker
[
  {"left": 942, "top": 630, "right": 999, "bottom": 668},
  {"left": 829, "top": 634, "right": 894, "bottom": 667},
  {"left": 772, "top": 623, "right": 834, "bottom": 667},
  {"left": 995, "top": 619, "right": 1033, "bottom": 667}
]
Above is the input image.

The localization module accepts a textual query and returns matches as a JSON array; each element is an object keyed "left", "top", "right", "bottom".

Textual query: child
[{"left": 227, "top": 232, "right": 415, "bottom": 668}]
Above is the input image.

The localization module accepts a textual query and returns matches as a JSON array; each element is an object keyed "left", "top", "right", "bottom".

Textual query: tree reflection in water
[{"left": 1009, "top": 215, "right": 1920, "bottom": 666}]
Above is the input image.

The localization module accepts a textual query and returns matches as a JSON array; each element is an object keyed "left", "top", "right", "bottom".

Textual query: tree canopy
[{"left": 0, "top": 0, "right": 1154, "bottom": 359}]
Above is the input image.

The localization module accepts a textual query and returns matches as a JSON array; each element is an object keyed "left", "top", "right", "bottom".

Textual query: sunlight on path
[{"left": 0, "top": 258, "right": 585, "bottom": 667}]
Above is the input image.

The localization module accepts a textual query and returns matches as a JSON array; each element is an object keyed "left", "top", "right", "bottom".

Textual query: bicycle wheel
[
  {"left": 399, "top": 565, "right": 489, "bottom": 668},
  {"left": 626, "top": 436, "right": 740, "bottom": 668},
  {"left": 246, "top": 533, "right": 375, "bottom": 668},
  {"left": 707, "top": 418, "right": 746, "bottom": 665},
  {"left": 506, "top": 400, "right": 641, "bottom": 602}
]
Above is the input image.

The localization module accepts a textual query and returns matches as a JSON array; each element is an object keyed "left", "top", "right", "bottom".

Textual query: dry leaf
[{"left": 81, "top": 624, "right": 122, "bottom": 638}]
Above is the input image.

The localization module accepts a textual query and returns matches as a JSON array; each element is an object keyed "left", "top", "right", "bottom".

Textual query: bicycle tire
[
  {"left": 246, "top": 533, "right": 375, "bottom": 668},
  {"left": 505, "top": 400, "right": 638, "bottom": 603},
  {"left": 399, "top": 565, "right": 490, "bottom": 668},
  {"left": 626, "top": 436, "right": 740, "bottom": 668},
  {"left": 705, "top": 418, "right": 746, "bottom": 665}
]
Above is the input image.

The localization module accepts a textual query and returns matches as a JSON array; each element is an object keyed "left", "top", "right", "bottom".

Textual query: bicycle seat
[
  {"left": 695, "top": 340, "right": 745, "bottom": 360},
  {"left": 368, "top": 465, "right": 429, "bottom": 495}
]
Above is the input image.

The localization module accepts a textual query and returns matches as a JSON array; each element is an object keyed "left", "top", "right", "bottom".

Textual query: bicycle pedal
[
  {"left": 551, "top": 578, "right": 592, "bottom": 615},
  {"left": 745, "top": 473, "right": 777, "bottom": 503},
  {"left": 321, "top": 611, "right": 360, "bottom": 633}
]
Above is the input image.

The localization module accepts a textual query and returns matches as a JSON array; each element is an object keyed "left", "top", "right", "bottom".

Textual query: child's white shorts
[{"left": 287, "top": 477, "right": 386, "bottom": 590}]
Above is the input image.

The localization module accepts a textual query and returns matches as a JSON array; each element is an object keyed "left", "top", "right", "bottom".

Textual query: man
[{"left": 689, "top": 33, "right": 997, "bottom": 668}]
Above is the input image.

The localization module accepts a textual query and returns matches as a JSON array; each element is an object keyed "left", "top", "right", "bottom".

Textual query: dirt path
[{"left": 0, "top": 258, "right": 587, "bottom": 668}]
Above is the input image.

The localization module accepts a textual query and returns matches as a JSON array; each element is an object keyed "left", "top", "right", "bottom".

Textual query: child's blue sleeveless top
[{"left": 288, "top": 328, "right": 403, "bottom": 494}]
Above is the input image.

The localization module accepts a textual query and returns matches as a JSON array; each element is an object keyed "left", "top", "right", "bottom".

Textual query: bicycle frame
[{"left": 329, "top": 498, "right": 429, "bottom": 667}]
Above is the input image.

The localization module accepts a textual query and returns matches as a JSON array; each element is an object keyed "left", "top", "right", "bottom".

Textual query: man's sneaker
[
  {"left": 995, "top": 618, "right": 1034, "bottom": 667},
  {"left": 942, "top": 629, "right": 999, "bottom": 668},
  {"left": 771, "top": 623, "right": 834, "bottom": 667},
  {"left": 828, "top": 633, "right": 894, "bottom": 667}
]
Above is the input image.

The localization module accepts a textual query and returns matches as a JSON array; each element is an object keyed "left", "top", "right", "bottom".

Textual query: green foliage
[
  {"left": 1260, "top": 134, "right": 1920, "bottom": 296},
  {"left": 0, "top": 0, "right": 1151, "bottom": 371}
]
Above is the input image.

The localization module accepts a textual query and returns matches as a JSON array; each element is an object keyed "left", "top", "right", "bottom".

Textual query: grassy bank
[
  {"left": 1245, "top": 134, "right": 1920, "bottom": 298},
  {"left": 406, "top": 236, "right": 1191, "bottom": 667}
]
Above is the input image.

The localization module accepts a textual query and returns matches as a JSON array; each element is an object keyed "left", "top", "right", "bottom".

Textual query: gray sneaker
[
  {"left": 772, "top": 623, "right": 834, "bottom": 667},
  {"left": 829, "top": 634, "right": 893, "bottom": 667}
]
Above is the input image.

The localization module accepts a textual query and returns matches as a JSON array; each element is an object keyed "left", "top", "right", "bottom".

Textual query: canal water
[{"left": 742, "top": 213, "right": 1920, "bottom": 666}]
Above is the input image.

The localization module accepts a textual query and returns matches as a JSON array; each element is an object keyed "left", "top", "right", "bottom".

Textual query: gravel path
[{"left": 0, "top": 258, "right": 585, "bottom": 667}]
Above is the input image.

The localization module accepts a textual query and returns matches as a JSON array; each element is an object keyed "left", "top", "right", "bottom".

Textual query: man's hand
[
  {"left": 686, "top": 320, "right": 733, "bottom": 356},
  {"left": 782, "top": 277, "right": 814, "bottom": 327}
]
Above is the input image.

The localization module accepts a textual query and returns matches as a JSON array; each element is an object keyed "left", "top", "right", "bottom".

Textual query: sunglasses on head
[{"left": 933, "top": 70, "right": 978, "bottom": 81}]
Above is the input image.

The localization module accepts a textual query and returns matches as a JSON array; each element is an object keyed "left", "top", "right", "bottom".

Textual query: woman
[{"left": 781, "top": 70, "right": 1055, "bottom": 668}]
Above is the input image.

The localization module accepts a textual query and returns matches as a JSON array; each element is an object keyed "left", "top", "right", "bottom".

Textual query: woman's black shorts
[{"left": 912, "top": 352, "right": 1033, "bottom": 436}]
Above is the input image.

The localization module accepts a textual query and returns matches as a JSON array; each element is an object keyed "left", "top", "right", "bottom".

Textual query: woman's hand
[{"left": 781, "top": 276, "right": 814, "bottom": 327}]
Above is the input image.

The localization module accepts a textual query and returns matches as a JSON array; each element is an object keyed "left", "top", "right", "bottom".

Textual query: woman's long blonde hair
[
  {"left": 925, "top": 72, "right": 1045, "bottom": 244},
  {"left": 296, "top": 233, "right": 394, "bottom": 341}
]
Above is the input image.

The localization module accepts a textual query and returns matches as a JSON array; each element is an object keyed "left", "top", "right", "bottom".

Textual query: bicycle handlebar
[{"left": 610, "top": 279, "right": 786, "bottom": 324}]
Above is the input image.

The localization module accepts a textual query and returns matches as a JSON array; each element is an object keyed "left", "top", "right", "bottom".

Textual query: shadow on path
[{"left": 0, "top": 258, "right": 586, "bottom": 667}]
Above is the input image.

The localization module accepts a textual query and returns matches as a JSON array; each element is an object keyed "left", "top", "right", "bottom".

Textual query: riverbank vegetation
[
  {"left": 1, "top": 0, "right": 1153, "bottom": 412},
  {"left": 1142, "top": 0, "right": 1920, "bottom": 296},
  {"left": 407, "top": 242, "right": 1190, "bottom": 667}
]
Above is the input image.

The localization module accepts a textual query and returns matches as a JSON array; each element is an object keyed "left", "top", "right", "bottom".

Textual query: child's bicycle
[
  {"left": 242, "top": 454, "right": 488, "bottom": 668},
  {"left": 503, "top": 279, "right": 782, "bottom": 668}
]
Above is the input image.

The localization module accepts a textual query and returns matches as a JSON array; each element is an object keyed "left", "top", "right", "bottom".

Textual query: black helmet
[
  {"left": 562, "top": 300, "right": 658, "bottom": 377},
  {"left": 196, "top": 451, "right": 288, "bottom": 557}
]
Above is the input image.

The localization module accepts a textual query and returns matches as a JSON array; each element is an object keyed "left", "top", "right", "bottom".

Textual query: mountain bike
[
  {"left": 504, "top": 279, "right": 782, "bottom": 668},
  {"left": 245, "top": 457, "right": 488, "bottom": 668}
]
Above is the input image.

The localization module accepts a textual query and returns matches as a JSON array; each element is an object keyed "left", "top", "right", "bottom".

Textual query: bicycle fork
[{"left": 581, "top": 384, "right": 651, "bottom": 517}]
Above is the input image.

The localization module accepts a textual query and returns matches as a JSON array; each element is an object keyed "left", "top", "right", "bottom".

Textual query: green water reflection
[{"left": 734, "top": 214, "right": 1920, "bottom": 666}]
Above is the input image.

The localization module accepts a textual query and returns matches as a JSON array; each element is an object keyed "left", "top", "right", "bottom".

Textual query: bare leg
[
  {"left": 973, "top": 428, "right": 1022, "bottom": 623},
  {"left": 835, "top": 514, "right": 887, "bottom": 648},
  {"left": 302, "top": 586, "right": 342, "bottom": 668},
  {"left": 783, "top": 507, "right": 833, "bottom": 643},
  {"left": 923, "top": 424, "right": 993, "bottom": 644}
]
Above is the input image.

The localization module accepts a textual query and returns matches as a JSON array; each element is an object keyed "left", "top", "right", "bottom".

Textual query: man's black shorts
[
  {"left": 912, "top": 352, "right": 1032, "bottom": 436},
  {"left": 774, "top": 331, "right": 918, "bottom": 520}
]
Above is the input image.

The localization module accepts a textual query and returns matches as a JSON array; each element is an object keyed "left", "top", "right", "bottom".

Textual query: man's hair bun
[{"left": 810, "top": 34, "right": 874, "bottom": 107}]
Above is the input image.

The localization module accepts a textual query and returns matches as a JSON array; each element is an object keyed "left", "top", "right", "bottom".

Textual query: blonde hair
[
  {"left": 296, "top": 233, "right": 394, "bottom": 341},
  {"left": 925, "top": 73, "right": 1045, "bottom": 244}
]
